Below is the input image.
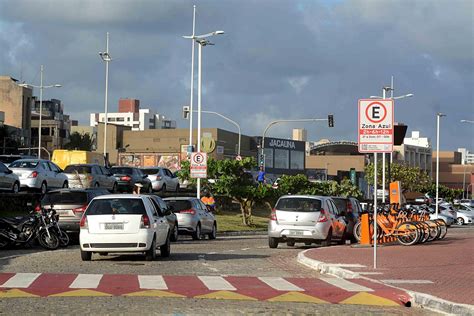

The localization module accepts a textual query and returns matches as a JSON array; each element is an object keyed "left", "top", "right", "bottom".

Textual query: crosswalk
[{"left": 0, "top": 272, "right": 408, "bottom": 306}]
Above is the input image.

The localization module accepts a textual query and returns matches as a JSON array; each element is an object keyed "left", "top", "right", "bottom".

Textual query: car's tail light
[
  {"left": 180, "top": 209, "right": 196, "bottom": 215},
  {"left": 140, "top": 214, "right": 151, "bottom": 228},
  {"left": 34, "top": 204, "right": 41, "bottom": 212},
  {"left": 121, "top": 176, "right": 131, "bottom": 181},
  {"left": 318, "top": 209, "right": 328, "bottom": 222},
  {"left": 270, "top": 208, "right": 277, "bottom": 221},
  {"left": 73, "top": 204, "right": 88, "bottom": 214},
  {"left": 28, "top": 171, "right": 38, "bottom": 178},
  {"left": 79, "top": 216, "right": 88, "bottom": 229}
]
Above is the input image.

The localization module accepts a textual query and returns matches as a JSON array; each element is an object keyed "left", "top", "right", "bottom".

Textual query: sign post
[
  {"left": 190, "top": 152, "right": 207, "bottom": 179},
  {"left": 358, "top": 99, "right": 394, "bottom": 269}
]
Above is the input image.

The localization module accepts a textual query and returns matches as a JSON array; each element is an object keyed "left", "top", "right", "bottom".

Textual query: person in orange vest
[{"left": 201, "top": 191, "right": 216, "bottom": 212}]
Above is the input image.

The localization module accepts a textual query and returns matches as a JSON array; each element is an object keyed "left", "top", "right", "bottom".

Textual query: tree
[
  {"left": 365, "top": 162, "right": 431, "bottom": 192},
  {"left": 65, "top": 132, "right": 93, "bottom": 151}
]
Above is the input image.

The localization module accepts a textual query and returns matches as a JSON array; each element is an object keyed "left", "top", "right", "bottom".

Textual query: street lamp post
[
  {"left": 99, "top": 32, "right": 112, "bottom": 161},
  {"left": 435, "top": 113, "right": 446, "bottom": 218},
  {"left": 19, "top": 65, "right": 61, "bottom": 158},
  {"left": 183, "top": 30, "right": 224, "bottom": 199},
  {"left": 187, "top": 5, "right": 197, "bottom": 156}
]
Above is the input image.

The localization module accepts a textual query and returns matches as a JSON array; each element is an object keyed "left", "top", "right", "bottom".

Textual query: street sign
[
  {"left": 235, "top": 155, "right": 242, "bottom": 161},
  {"left": 190, "top": 152, "right": 207, "bottom": 178},
  {"left": 358, "top": 99, "right": 394, "bottom": 153}
]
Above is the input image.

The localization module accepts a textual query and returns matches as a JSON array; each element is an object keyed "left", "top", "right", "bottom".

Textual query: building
[
  {"left": 394, "top": 131, "right": 432, "bottom": 174},
  {"left": 457, "top": 148, "right": 474, "bottom": 165},
  {"left": 257, "top": 136, "right": 306, "bottom": 176},
  {"left": 292, "top": 128, "right": 307, "bottom": 142},
  {"left": 432, "top": 151, "right": 474, "bottom": 197},
  {"left": 90, "top": 98, "right": 176, "bottom": 131},
  {"left": 0, "top": 76, "right": 33, "bottom": 146}
]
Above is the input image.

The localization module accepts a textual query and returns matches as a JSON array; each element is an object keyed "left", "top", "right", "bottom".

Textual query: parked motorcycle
[
  {"left": 44, "top": 205, "right": 69, "bottom": 247},
  {"left": 0, "top": 207, "right": 60, "bottom": 250}
]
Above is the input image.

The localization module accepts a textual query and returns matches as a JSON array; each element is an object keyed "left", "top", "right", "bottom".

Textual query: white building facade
[
  {"left": 394, "top": 131, "right": 432, "bottom": 174},
  {"left": 90, "top": 109, "right": 176, "bottom": 131},
  {"left": 457, "top": 148, "right": 474, "bottom": 165}
]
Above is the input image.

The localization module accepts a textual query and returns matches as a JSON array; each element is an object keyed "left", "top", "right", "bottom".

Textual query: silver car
[
  {"left": 163, "top": 197, "right": 216, "bottom": 240},
  {"left": 64, "top": 164, "right": 117, "bottom": 192},
  {"left": 142, "top": 167, "right": 179, "bottom": 193},
  {"left": 0, "top": 161, "right": 20, "bottom": 193},
  {"left": 9, "top": 159, "right": 69, "bottom": 194},
  {"left": 268, "top": 195, "right": 347, "bottom": 248}
]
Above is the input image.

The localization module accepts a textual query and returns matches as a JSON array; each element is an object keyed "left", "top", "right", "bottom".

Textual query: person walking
[{"left": 256, "top": 166, "right": 266, "bottom": 185}]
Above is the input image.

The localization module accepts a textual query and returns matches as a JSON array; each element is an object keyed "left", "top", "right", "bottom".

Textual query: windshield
[
  {"left": 166, "top": 200, "right": 192, "bottom": 211},
  {"left": 9, "top": 161, "right": 38, "bottom": 168},
  {"left": 275, "top": 198, "right": 322, "bottom": 212},
  {"left": 42, "top": 192, "right": 88, "bottom": 205},
  {"left": 86, "top": 198, "right": 146, "bottom": 215},
  {"left": 110, "top": 167, "right": 133, "bottom": 175},
  {"left": 64, "top": 165, "right": 92, "bottom": 174},
  {"left": 142, "top": 169, "right": 160, "bottom": 175},
  {"left": 332, "top": 198, "right": 349, "bottom": 213}
]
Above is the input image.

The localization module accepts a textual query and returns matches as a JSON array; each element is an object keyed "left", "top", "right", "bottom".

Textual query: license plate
[
  {"left": 105, "top": 223, "right": 124, "bottom": 230},
  {"left": 57, "top": 210, "right": 69, "bottom": 215},
  {"left": 289, "top": 230, "right": 304, "bottom": 236}
]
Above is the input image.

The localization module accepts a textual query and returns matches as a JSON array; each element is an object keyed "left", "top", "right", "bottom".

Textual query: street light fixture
[
  {"left": 435, "top": 113, "right": 446, "bottom": 218},
  {"left": 185, "top": 5, "right": 197, "bottom": 156},
  {"left": 99, "top": 32, "right": 112, "bottom": 162},
  {"left": 19, "top": 65, "right": 61, "bottom": 158},
  {"left": 183, "top": 29, "right": 224, "bottom": 199}
]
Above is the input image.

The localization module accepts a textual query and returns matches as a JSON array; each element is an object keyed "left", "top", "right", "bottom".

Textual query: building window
[
  {"left": 290, "top": 151, "right": 304, "bottom": 170},
  {"left": 133, "top": 124, "right": 139, "bottom": 129},
  {"left": 274, "top": 149, "right": 289, "bottom": 169},
  {"left": 264, "top": 148, "right": 273, "bottom": 168},
  {"left": 117, "top": 117, "right": 125, "bottom": 122},
  {"left": 127, "top": 117, "right": 131, "bottom": 121}
]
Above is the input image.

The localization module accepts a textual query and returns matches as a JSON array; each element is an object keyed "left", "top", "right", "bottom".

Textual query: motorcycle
[
  {"left": 43, "top": 205, "right": 70, "bottom": 247},
  {"left": 0, "top": 207, "right": 60, "bottom": 250}
]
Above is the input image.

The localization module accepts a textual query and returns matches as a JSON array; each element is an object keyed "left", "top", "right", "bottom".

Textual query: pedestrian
[
  {"left": 256, "top": 166, "right": 266, "bottom": 185},
  {"left": 133, "top": 183, "right": 143, "bottom": 195},
  {"left": 201, "top": 191, "right": 216, "bottom": 212}
]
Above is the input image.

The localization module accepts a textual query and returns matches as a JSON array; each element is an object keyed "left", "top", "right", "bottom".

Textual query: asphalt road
[{"left": 0, "top": 235, "right": 438, "bottom": 315}]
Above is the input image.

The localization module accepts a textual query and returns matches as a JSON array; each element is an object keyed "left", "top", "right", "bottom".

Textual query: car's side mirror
[
  {"left": 164, "top": 208, "right": 172, "bottom": 216},
  {"left": 5, "top": 169, "right": 13, "bottom": 174}
]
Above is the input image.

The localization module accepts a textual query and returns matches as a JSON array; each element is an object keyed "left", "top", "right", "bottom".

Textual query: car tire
[
  {"left": 456, "top": 217, "right": 465, "bottom": 225},
  {"left": 99, "top": 252, "right": 108, "bottom": 256},
  {"left": 286, "top": 240, "right": 295, "bottom": 247},
  {"left": 62, "top": 181, "right": 68, "bottom": 188},
  {"left": 192, "top": 223, "right": 202, "bottom": 240},
  {"left": 145, "top": 237, "right": 157, "bottom": 261},
  {"left": 11, "top": 182, "right": 19, "bottom": 193},
  {"left": 321, "top": 229, "right": 332, "bottom": 247},
  {"left": 81, "top": 250, "right": 92, "bottom": 261},
  {"left": 170, "top": 223, "right": 179, "bottom": 242},
  {"left": 40, "top": 181, "right": 47, "bottom": 194},
  {"left": 209, "top": 223, "right": 217, "bottom": 240},
  {"left": 338, "top": 231, "right": 348, "bottom": 245},
  {"left": 268, "top": 237, "right": 279, "bottom": 249},
  {"left": 160, "top": 234, "right": 171, "bottom": 258}
]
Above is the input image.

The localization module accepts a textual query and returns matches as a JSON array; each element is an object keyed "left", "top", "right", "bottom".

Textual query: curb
[
  {"left": 297, "top": 249, "right": 474, "bottom": 315},
  {"left": 217, "top": 230, "right": 267, "bottom": 237}
]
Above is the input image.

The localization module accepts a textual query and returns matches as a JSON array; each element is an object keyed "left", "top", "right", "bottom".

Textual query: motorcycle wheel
[
  {"left": 37, "top": 230, "right": 60, "bottom": 250},
  {"left": 0, "top": 235, "right": 11, "bottom": 249},
  {"left": 58, "top": 230, "right": 70, "bottom": 247}
]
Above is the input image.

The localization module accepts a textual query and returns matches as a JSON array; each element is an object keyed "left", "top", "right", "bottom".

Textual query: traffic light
[
  {"left": 328, "top": 114, "right": 334, "bottom": 127},
  {"left": 259, "top": 153, "right": 265, "bottom": 166},
  {"left": 182, "top": 106, "right": 190, "bottom": 119}
]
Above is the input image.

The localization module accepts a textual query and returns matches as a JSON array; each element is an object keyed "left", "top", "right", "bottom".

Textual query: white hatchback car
[{"left": 79, "top": 194, "right": 171, "bottom": 261}]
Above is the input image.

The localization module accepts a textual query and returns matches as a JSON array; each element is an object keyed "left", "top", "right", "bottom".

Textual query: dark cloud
[{"left": 0, "top": 0, "right": 472, "bottom": 150}]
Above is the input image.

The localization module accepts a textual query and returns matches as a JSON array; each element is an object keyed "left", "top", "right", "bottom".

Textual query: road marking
[
  {"left": 138, "top": 275, "right": 168, "bottom": 290},
  {"left": 320, "top": 277, "right": 373, "bottom": 292},
  {"left": 357, "top": 272, "right": 383, "bottom": 275},
  {"left": 70, "top": 274, "right": 103, "bottom": 289},
  {"left": 324, "top": 264, "right": 366, "bottom": 268},
  {"left": 381, "top": 279, "right": 434, "bottom": 284},
  {"left": 0, "top": 273, "right": 40, "bottom": 288},
  {"left": 198, "top": 276, "right": 236, "bottom": 291},
  {"left": 241, "top": 248, "right": 250, "bottom": 251},
  {"left": 258, "top": 277, "right": 303, "bottom": 291}
]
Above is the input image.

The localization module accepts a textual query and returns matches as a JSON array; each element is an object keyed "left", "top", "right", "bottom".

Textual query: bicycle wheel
[
  {"left": 417, "top": 222, "right": 430, "bottom": 243},
  {"left": 434, "top": 219, "right": 448, "bottom": 239},
  {"left": 353, "top": 221, "right": 362, "bottom": 242},
  {"left": 396, "top": 222, "right": 420, "bottom": 246},
  {"left": 425, "top": 220, "right": 440, "bottom": 241}
]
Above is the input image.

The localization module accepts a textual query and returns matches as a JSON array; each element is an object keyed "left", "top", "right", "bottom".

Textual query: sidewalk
[{"left": 298, "top": 226, "right": 474, "bottom": 315}]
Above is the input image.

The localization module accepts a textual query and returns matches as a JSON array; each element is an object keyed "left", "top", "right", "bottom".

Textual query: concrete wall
[{"left": 305, "top": 155, "right": 365, "bottom": 176}]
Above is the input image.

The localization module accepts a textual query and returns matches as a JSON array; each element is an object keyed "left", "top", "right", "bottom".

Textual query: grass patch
[{"left": 216, "top": 207, "right": 271, "bottom": 232}]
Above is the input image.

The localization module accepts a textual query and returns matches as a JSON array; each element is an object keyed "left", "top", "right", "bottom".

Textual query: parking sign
[
  {"left": 358, "top": 99, "right": 394, "bottom": 153},
  {"left": 190, "top": 152, "right": 207, "bottom": 178}
]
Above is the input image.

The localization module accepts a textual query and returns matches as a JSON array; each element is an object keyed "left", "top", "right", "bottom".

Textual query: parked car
[
  {"left": 9, "top": 159, "right": 69, "bottom": 194},
  {"left": 141, "top": 167, "right": 179, "bottom": 193},
  {"left": 453, "top": 205, "right": 474, "bottom": 225},
  {"left": 428, "top": 205, "right": 455, "bottom": 226},
  {"left": 109, "top": 166, "right": 152, "bottom": 193},
  {"left": 330, "top": 197, "right": 361, "bottom": 242},
  {"left": 0, "top": 154, "right": 36, "bottom": 167},
  {"left": 79, "top": 194, "right": 171, "bottom": 261},
  {"left": 41, "top": 188, "right": 110, "bottom": 233},
  {"left": 459, "top": 199, "right": 474, "bottom": 208},
  {"left": 0, "top": 161, "right": 20, "bottom": 193},
  {"left": 163, "top": 197, "right": 216, "bottom": 240},
  {"left": 174, "top": 170, "right": 193, "bottom": 191},
  {"left": 63, "top": 164, "right": 117, "bottom": 192},
  {"left": 268, "top": 195, "right": 347, "bottom": 248},
  {"left": 146, "top": 194, "right": 179, "bottom": 241}
]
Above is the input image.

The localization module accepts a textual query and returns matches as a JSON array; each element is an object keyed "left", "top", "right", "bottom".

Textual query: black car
[{"left": 109, "top": 166, "right": 153, "bottom": 193}]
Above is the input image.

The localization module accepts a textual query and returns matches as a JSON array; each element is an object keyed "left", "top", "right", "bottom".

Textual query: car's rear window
[
  {"left": 110, "top": 167, "right": 133, "bottom": 175},
  {"left": 64, "top": 165, "right": 92, "bottom": 174},
  {"left": 42, "top": 192, "right": 88, "bottom": 205},
  {"left": 86, "top": 198, "right": 146, "bottom": 215},
  {"left": 9, "top": 161, "right": 38, "bottom": 168},
  {"left": 166, "top": 200, "right": 193, "bottom": 211},
  {"left": 332, "top": 198, "right": 348, "bottom": 213},
  {"left": 275, "top": 198, "right": 322, "bottom": 212},
  {"left": 142, "top": 169, "right": 159, "bottom": 175}
]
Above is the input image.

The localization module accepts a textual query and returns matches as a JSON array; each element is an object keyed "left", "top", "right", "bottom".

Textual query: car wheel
[
  {"left": 192, "top": 223, "right": 202, "bottom": 240},
  {"left": 286, "top": 240, "right": 295, "bottom": 247},
  {"left": 170, "top": 223, "right": 179, "bottom": 242},
  {"left": 81, "top": 250, "right": 92, "bottom": 261},
  {"left": 338, "top": 231, "right": 348, "bottom": 245},
  {"left": 208, "top": 223, "right": 217, "bottom": 240},
  {"left": 99, "top": 252, "right": 108, "bottom": 256},
  {"left": 456, "top": 217, "right": 465, "bottom": 225},
  {"left": 62, "top": 181, "right": 68, "bottom": 188},
  {"left": 268, "top": 237, "right": 279, "bottom": 249},
  {"left": 145, "top": 237, "right": 157, "bottom": 261},
  {"left": 40, "top": 182, "right": 47, "bottom": 194},
  {"left": 11, "top": 182, "right": 19, "bottom": 194},
  {"left": 321, "top": 229, "right": 332, "bottom": 247},
  {"left": 160, "top": 234, "right": 171, "bottom": 258}
]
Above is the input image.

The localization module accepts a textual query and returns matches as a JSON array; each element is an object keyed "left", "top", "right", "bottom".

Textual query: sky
[{"left": 0, "top": 0, "right": 472, "bottom": 151}]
